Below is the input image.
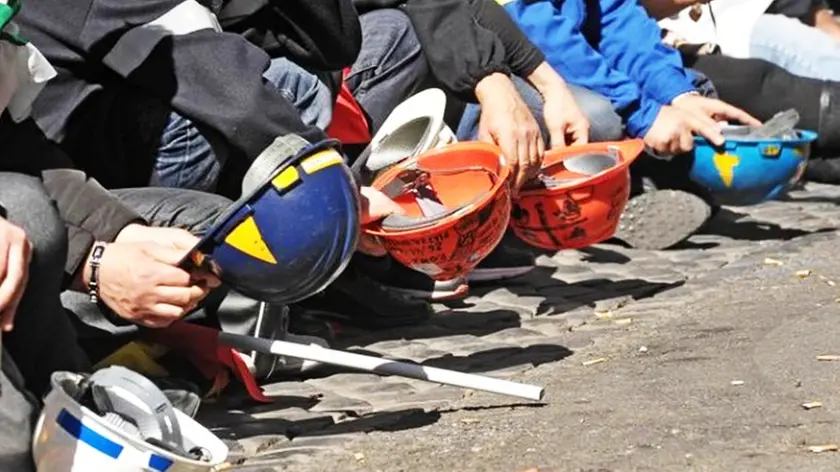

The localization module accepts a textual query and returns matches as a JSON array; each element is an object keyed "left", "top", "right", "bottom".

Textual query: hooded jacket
[
  {"left": 353, "top": 0, "right": 546, "bottom": 102},
  {"left": 16, "top": 0, "right": 361, "bottom": 189},
  {"left": 499, "top": 0, "right": 697, "bottom": 137}
]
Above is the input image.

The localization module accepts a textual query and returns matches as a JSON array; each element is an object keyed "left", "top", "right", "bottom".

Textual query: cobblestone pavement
[{"left": 201, "top": 183, "right": 840, "bottom": 471}]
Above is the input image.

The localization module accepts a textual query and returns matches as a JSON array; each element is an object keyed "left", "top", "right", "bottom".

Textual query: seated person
[
  {"left": 498, "top": 0, "right": 760, "bottom": 250},
  {"left": 644, "top": 0, "right": 840, "bottom": 185},
  {"left": 656, "top": 0, "right": 840, "bottom": 82}
]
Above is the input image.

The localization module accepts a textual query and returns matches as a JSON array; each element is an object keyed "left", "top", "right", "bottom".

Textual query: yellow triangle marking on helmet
[
  {"left": 224, "top": 215, "right": 277, "bottom": 264},
  {"left": 301, "top": 150, "right": 344, "bottom": 175},
  {"left": 713, "top": 153, "right": 739, "bottom": 188},
  {"left": 272, "top": 166, "right": 300, "bottom": 191}
]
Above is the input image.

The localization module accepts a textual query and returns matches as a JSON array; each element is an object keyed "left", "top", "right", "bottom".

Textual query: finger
[
  {"left": 148, "top": 261, "right": 193, "bottom": 286},
  {"left": 154, "top": 285, "right": 209, "bottom": 307},
  {"left": 527, "top": 131, "right": 542, "bottom": 178},
  {"left": 146, "top": 244, "right": 193, "bottom": 266},
  {"left": 679, "top": 129, "right": 695, "bottom": 154},
  {"left": 167, "top": 228, "right": 200, "bottom": 251},
  {"left": 360, "top": 187, "right": 403, "bottom": 225},
  {"left": 145, "top": 303, "right": 186, "bottom": 320},
  {"left": 1, "top": 259, "right": 29, "bottom": 332},
  {"left": 477, "top": 119, "right": 495, "bottom": 145},
  {"left": 711, "top": 102, "right": 762, "bottom": 126},
  {"left": 512, "top": 130, "right": 531, "bottom": 191},
  {"left": 548, "top": 124, "right": 567, "bottom": 149},
  {"left": 496, "top": 131, "right": 520, "bottom": 188},
  {"left": 0, "top": 241, "right": 10, "bottom": 306},
  {"left": 572, "top": 126, "right": 590, "bottom": 146},
  {"left": 0, "top": 240, "right": 28, "bottom": 320},
  {"left": 136, "top": 314, "right": 180, "bottom": 329},
  {"left": 689, "top": 116, "right": 725, "bottom": 146}
]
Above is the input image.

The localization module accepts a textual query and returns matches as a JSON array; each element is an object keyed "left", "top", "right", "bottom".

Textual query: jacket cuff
[
  {"left": 625, "top": 98, "right": 663, "bottom": 139},
  {"left": 645, "top": 69, "right": 697, "bottom": 106},
  {"left": 64, "top": 213, "right": 146, "bottom": 288}
]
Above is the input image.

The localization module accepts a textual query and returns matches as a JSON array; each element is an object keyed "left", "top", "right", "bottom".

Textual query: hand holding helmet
[
  {"left": 475, "top": 72, "right": 545, "bottom": 192},
  {"left": 88, "top": 235, "right": 216, "bottom": 328},
  {"left": 177, "top": 134, "right": 361, "bottom": 304},
  {"left": 358, "top": 186, "right": 403, "bottom": 256}
]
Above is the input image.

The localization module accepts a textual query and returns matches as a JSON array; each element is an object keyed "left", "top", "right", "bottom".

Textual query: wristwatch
[{"left": 87, "top": 241, "right": 108, "bottom": 303}]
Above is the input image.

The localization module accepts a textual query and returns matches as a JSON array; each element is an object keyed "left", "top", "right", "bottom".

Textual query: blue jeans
[
  {"left": 456, "top": 76, "right": 624, "bottom": 143},
  {"left": 153, "top": 9, "right": 426, "bottom": 192},
  {"left": 749, "top": 14, "right": 840, "bottom": 82},
  {"left": 152, "top": 57, "right": 333, "bottom": 192},
  {"left": 344, "top": 9, "right": 429, "bottom": 134}
]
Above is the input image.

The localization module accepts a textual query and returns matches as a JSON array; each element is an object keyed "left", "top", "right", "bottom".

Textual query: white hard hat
[
  {"left": 363, "top": 88, "right": 457, "bottom": 174},
  {"left": 32, "top": 366, "right": 228, "bottom": 472}
]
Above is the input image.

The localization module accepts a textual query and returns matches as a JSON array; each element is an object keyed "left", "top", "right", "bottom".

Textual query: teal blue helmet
[
  {"left": 181, "top": 135, "right": 361, "bottom": 304},
  {"left": 690, "top": 126, "right": 817, "bottom": 206}
]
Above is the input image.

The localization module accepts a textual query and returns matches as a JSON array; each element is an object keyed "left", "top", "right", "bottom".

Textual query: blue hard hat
[
  {"left": 689, "top": 126, "right": 818, "bottom": 206},
  {"left": 181, "top": 135, "right": 360, "bottom": 304}
]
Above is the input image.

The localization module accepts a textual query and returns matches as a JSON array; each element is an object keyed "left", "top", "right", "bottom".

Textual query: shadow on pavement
[{"left": 699, "top": 209, "right": 836, "bottom": 241}]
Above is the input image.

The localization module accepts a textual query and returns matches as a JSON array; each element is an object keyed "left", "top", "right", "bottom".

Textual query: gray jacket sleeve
[{"left": 0, "top": 116, "right": 144, "bottom": 285}]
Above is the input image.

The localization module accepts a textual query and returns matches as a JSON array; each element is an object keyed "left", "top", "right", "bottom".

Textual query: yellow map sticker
[
  {"left": 224, "top": 215, "right": 277, "bottom": 264},
  {"left": 713, "top": 153, "right": 740, "bottom": 188}
]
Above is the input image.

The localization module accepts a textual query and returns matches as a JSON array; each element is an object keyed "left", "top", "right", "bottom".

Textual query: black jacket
[
  {"left": 354, "top": 0, "right": 545, "bottom": 101},
  {"left": 17, "top": 0, "right": 361, "bottom": 189},
  {"left": 0, "top": 115, "right": 143, "bottom": 284}
]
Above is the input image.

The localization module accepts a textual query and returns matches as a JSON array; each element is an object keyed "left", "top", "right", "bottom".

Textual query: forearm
[{"left": 527, "top": 61, "right": 571, "bottom": 99}]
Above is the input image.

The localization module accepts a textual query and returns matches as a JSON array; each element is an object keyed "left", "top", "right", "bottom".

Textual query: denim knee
[
  {"left": 263, "top": 57, "right": 334, "bottom": 130},
  {"left": 569, "top": 86, "right": 624, "bottom": 142},
  {"left": 350, "top": 9, "right": 429, "bottom": 131}
]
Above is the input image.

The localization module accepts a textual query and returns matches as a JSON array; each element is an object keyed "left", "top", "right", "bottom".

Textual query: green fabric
[{"left": 0, "top": 0, "right": 27, "bottom": 46}]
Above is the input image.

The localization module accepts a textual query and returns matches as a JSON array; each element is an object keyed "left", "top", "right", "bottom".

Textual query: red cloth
[
  {"left": 326, "top": 70, "right": 371, "bottom": 145},
  {"left": 143, "top": 321, "right": 272, "bottom": 404}
]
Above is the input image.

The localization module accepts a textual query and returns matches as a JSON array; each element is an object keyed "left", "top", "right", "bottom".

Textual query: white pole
[{"left": 219, "top": 332, "right": 545, "bottom": 401}]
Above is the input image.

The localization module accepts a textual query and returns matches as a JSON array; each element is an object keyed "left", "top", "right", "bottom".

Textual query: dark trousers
[{"left": 685, "top": 54, "right": 840, "bottom": 152}]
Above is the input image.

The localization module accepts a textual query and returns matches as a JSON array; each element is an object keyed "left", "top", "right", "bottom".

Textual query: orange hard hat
[
  {"left": 364, "top": 141, "right": 512, "bottom": 280},
  {"left": 510, "top": 140, "right": 644, "bottom": 250}
]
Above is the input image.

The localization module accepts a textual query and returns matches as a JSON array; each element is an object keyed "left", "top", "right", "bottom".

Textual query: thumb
[
  {"left": 689, "top": 115, "right": 725, "bottom": 147},
  {"left": 168, "top": 228, "right": 201, "bottom": 251},
  {"left": 360, "top": 186, "right": 403, "bottom": 225}
]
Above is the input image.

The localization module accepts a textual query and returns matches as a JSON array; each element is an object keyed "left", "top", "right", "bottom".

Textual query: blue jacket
[{"left": 499, "top": 0, "right": 697, "bottom": 137}]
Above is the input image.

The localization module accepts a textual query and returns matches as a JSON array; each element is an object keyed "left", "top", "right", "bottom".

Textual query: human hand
[
  {"left": 672, "top": 94, "right": 761, "bottom": 134},
  {"left": 359, "top": 186, "right": 403, "bottom": 256},
  {"left": 116, "top": 223, "right": 200, "bottom": 249},
  {"left": 644, "top": 105, "right": 716, "bottom": 155},
  {"left": 89, "top": 241, "right": 218, "bottom": 328},
  {"left": 0, "top": 217, "right": 31, "bottom": 332},
  {"left": 116, "top": 223, "right": 220, "bottom": 288},
  {"left": 542, "top": 87, "right": 590, "bottom": 148},
  {"left": 475, "top": 73, "right": 544, "bottom": 192},
  {"left": 528, "top": 62, "right": 590, "bottom": 148}
]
